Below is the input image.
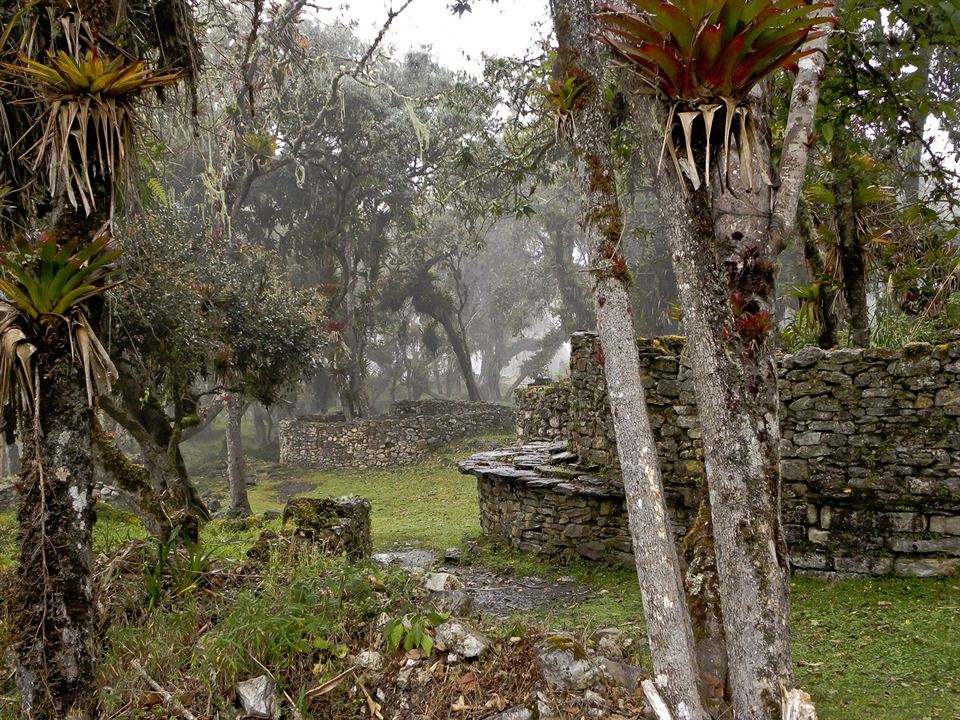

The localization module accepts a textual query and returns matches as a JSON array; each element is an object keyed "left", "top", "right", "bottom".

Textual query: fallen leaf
[{"left": 455, "top": 672, "right": 477, "bottom": 691}]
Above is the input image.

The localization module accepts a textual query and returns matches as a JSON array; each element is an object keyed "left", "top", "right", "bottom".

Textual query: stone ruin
[
  {"left": 459, "top": 333, "right": 960, "bottom": 578},
  {"left": 279, "top": 399, "right": 513, "bottom": 470}
]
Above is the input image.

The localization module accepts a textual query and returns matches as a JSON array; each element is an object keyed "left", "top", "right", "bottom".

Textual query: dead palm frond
[
  {"left": 0, "top": 31, "right": 180, "bottom": 213},
  {"left": 0, "top": 232, "right": 121, "bottom": 412}
]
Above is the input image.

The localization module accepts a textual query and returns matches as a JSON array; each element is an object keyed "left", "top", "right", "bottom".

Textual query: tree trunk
[
  {"left": 101, "top": 365, "right": 210, "bottom": 528},
  {"left": 547, "top": 222, "right": 593, "bottom": 330},
  {"left": 91, "top": 422, "right": 173, "bottom": 540},
  {"left": 3, "top": 442, "right": 19, "bottom": 477},
  {"left": 902, "top": 45, "right": 931, "bottom": 206},
  {"left": 648, "top": 97, "right": 795, "bottom": 720},
  {"left": 481, "top": 345, "right": 503, "bottom": 401},
  {"left": 798, "top": 201, "right": 839, "bottom": 349},
  {"left": 832, "top": 128, "right": 870, "bottom": 347},
  {"left": 225, "top": 393, "right": 251, "bottom": 517},
  {"left": 436, "top": 311, "right": 482, "bottom": 401},
  {"left": 551, "top": 2, "right": 709, "bottom": 718},
  {"left": 14, "top": 353, "right": 97, "bottom": 720},
  {"left": 681, "top": 497, "right": 730, "bottom": 717},
  {"left": 253, "top": 403, "right": 269, "bottom": 446}
]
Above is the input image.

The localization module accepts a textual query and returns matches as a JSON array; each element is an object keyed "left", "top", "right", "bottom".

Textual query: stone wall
[
  {"left": 0, "top": 482, "right": 15, "bottom": 512},
  {"left": 464, "top": 333, "right": 960, "bottom": 577},
  {"left": 281, "top": 400, "right": 514, "bottom": 470},
  {"left": 515, "top": 381, "right": 571, "bottom": 443}
]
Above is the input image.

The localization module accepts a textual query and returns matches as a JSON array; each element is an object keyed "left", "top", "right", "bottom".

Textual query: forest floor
[{"left": 0, "top": 430, "right": 957, "bottom": 719}]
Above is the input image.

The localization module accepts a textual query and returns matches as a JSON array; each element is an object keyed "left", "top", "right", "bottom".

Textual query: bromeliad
[
  {"left": 0, "top": 232, "right": 121, "bottom": 411},
  {"left": 597, "top": 0, "right": 833, "bottom": 191},
  {"left": 0, "top": 20, "right": 179, "bottom": 213}
]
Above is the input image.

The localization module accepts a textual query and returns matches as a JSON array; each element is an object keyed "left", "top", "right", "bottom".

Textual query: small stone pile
[{"left": 247, "top": 496, "right": 372, "bottom": 562}]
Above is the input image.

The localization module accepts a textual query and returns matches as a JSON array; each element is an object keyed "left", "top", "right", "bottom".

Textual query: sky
[{"left": 333, "top": 0, "right": 551, "bottom": 75}]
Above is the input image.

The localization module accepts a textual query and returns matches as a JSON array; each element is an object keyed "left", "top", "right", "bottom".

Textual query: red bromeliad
[{"left": 597, "top": 0, "right": 833, "bottom": 191}]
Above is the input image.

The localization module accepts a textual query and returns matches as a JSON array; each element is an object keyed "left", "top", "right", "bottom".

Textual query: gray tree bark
[
  {"left": 225, "top": 393, "right": 252, "bottom": 517},
  {"left": 14, "top": 355, "right": 97, "bottom": 720},
  {"left": 656, "top": 154, "right": 795, "bottom": 720},
  {"left": 798, "top": 201, "right": 840, "bottom": 348},
  {"left": 551, "top": 2, "right": 709, "bottom": 718}
]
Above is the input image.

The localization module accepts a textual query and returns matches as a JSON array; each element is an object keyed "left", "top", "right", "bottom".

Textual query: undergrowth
[{"left": 0, "top": 432, "right": 958, "bottom": 719}]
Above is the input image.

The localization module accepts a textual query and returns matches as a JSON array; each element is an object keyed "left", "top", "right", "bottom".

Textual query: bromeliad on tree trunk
[
  {"left": 598, "top": 0, "right": 833, "bottom": 193},
  {"left": 0, "top": 3, "right": 201, "bottom": 716}
]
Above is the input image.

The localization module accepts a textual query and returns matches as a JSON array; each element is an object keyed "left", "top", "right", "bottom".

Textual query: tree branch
[{"left": 769, "top": 6, "right": 835, "bottom": 255}]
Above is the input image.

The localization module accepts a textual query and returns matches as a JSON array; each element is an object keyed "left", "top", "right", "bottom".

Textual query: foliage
[
  {"left": 198, "top": 553, "right": 385, "bottom": 684},
  {"left": 0, "top": 0, "right": 202, "bottom": 235},
  {"left": 597, "top": 0, "right": 831, "bottom": 102},
  {"left": 598, "top": 0, "right": 832, "bottom": 191},
  {"left": 816, "top": 0, "right": 960, "bottom": 212},
  {"left": 0, "top": 231, "right": 119, "bottom": 411},
  {"left": 1, "top": 28, "right": 179, "bottom": 213},
  {"left": 112, "top": 209, "right": 322, "bottom": 411},
  {"left": 384, "top": 610, "right": 449, "bottom": 657},
  {"left": 143, "top": 530, "right": 215, "bottom": 612}
]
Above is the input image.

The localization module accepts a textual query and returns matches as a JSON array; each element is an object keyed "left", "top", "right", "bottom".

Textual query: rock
[
  {"left": 583, "top": 689, "right": 605, "bottom": 707},
  {"left": 372, "top": 548, "right": 436, "bottom": 573},
  {"left": 894, "top": 557, "right": 960, "bottom": 577},
  {"left": 261, "top": 510, "right": 281, "bottom": 521},
  {"left": 537, "top": 639, "right": 604, "bottom": 691},
  {"left": 397, "top": 659, "right": 433, "bottom": 689},
  {"left": 491, "top": 706, "right": 534, "bottom": 720},
  {"left": 281, "top": 496, "right": 371, "bottom": 560},
  {"left": 443, "top": 547, "right": 464, "bottom": 564},
  {"left": 236, "top": 675, "right": 280, "bottom": 720},
  {"left": 598, "top": 656, "right": 642, "bottom": 693},
  {"left": 355, "top": 650, "right": 384, "bottom": 671},
  {"left": 245, "top": 530, "right": 280, "bottom": 563},
  {"left": 423, "top": 572, "right": 463, "bottom": 592},
  {"left": 0, "top": 483, "right": 17, "bottom": 512},
  {"left": 429, "top": 589, "right": 474, "bottom": 616},
  {"left": 433, "top": 619, "right": 490, "bottom": 659},
  {"left": 593, "top": 627, "right": 626, "bottom": 658}
]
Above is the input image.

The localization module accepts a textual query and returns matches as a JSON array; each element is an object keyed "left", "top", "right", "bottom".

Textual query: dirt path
[{"left": 373, "top": 547, "right": 593, "bottom": 618}]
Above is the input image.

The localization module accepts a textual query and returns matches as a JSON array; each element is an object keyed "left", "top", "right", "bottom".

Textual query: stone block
[
  {"left": 930, "top": 515, "right": 960, "bottom": 536},
  {"left": 833, "top": 556, "right": 894, "bottom": 575},
  {"left": 887, "top": 537, "right": 960, "bottom": 556},
  {"left": 894, "top": 557, "right": 960, "bottom": 577}
]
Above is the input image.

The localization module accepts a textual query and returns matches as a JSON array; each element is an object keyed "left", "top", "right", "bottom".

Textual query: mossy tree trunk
[
  {"left": 645, "top": 96, "right": 797, "bottom": 720},
  {"left": 798, "top": 201, "right": 840, "bottom": 348},
  {"left": 91, "top": 421, "right": 173, "bottom": 539},
  {"left": 99, "top": 360, "right": 209, "bottom": 533},
  {"left": 14, "top": 351, "right": 97, "bottom": 720},
  {"left": 831, "top": 127, "right": 871, "bottom": 347}
]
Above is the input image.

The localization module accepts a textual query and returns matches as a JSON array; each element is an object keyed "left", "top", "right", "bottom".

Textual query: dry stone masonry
[
  {"left": 461, "top": 333, "right": 960, "bottom": 578},
  {"left": 280, "top": 400, "right": 513, "bottom": 470}
]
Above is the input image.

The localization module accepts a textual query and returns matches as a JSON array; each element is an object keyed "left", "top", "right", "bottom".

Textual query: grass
[
  {"left": 0, "top": 429, "right": 958, "bottom": 719},
  {"left": 792, "top": 577, "right": 960, "bottom": 720},
  {"left": 185, "top": 431, "right": 509, "bottom": 551}
]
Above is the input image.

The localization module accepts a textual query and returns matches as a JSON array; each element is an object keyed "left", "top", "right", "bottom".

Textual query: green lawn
[{"left": 1, "top": 429, "right": 958, "bottom": 720}]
